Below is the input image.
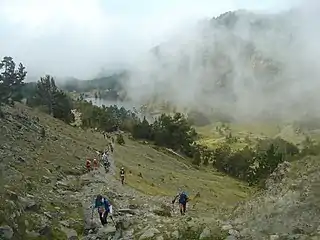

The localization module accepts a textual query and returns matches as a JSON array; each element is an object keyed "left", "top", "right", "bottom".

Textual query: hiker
[
  {"left": 92, "top": 194, "right": 113, "bottom": 226},
  {"left": 120, "top": 167, "right": 125, "bottom": 185},
  {"left": 172, "top": 191, "right": 189, "bottom": 215},
  {"left": 102, "top": 150, "right": 108, "bottom": 161},
  {"left": 109, "top": 143, "right": 114, "bottom": 153},
  {"left": 86, "top": 159, "right": 91, "bottom": 172},
  {"left": 102, "top": 151, "right": 109, "bottom": 164},
  {"left": 103, "top": 159, "right": 110, "bottom": 173},
  {"left": 102, "top": 151, "right": 110, "bottom": 172},
  {"left": 93, "top": 158, "right": 98, "bottom": 170}
]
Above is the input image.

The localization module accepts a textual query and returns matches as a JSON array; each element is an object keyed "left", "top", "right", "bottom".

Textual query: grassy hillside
[
  {"left": 0, "top": 103, "right": 251, "bottom": 238},
  {"left": 113, "top": 136, "right": 252, "bottom": 213},
  {"left": 195, "top": 121, "right": 313, "bottom": 151}
]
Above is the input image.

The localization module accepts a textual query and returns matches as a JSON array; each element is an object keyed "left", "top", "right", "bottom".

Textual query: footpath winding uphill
[
  {"left": 73, "top": 150, "right": 212, "bottom": 240},
  {"left": 0, "top": 104, "right": 239, "bottom": 240}
]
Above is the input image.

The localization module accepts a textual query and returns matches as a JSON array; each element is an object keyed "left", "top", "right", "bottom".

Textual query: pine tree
[{"left": 0, "top": 56, "right": 27, "bottom": 105}]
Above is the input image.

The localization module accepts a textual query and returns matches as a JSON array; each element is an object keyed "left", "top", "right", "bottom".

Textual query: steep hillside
[
  {"left": 226, "top": 156, "right": 320, "bottom": 239},
  {"left": 0, "top": 103, "right": 107, "bottom": 239},
  {"left": 0, "top": 103, "right": 251, "bottom": 239}
]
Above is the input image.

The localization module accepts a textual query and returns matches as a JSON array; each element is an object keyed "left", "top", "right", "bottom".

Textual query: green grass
[
  {"left": 113, "top": 136, "right": 253, "bottom": 216},
  {"left": 0, "top": 103, "right": 107, "bottom": 235},
  {"left": 195, "top": 121, "right": 314, "bottom": 151},
  {"left": 0, "top": 103, "right": 253, "bottom": 234}
]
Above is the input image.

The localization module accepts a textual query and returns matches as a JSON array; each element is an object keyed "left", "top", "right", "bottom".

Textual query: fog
[
  {"left": 2, "top": 0, "right": 317, "bottom": 122},
  {"left": 123, "top": 0, "right": 320, "bottom": 122},
  {"left": 1, "top": 0, "right": 299, "bottom": 80}
]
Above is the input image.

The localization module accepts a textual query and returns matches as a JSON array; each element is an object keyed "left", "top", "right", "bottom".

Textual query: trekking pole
[
  {"left": 91, "top": 206, "right": 94, "bottom": 221},
  {"left": 90, "top": 198, "right": 95, "bottom": 221},
  {"left": 172, "top": 201, "right": 175, "bottom": 214},
  {"left": 110, "top": 216, "right": 116, "bottom": 226}
]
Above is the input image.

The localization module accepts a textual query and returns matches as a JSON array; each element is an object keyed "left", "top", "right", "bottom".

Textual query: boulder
[
  {"left": 139, "top": 228, "right": 160, "bottom": 240},
  {"left": 199, "top": 227, "right": 211, "bottom": 239},
  {"left": 61, "top": 227, "right": 78, "bottom": 240},
  {"left": 0, "top": 225, "right": 13, "bottom": 239}
]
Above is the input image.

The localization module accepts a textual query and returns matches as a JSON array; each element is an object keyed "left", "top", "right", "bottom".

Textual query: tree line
[
  {"left": 75, "top": 99, "right": 310, "bottom": 186},
  {"left": 0, "top": 57, "right": 26, "bottom": 109},
  {"left": 26, "top": 75, "right": 74, "bottom": 123},
  {"left": 0, "top": 56, "right": 74, "bottom": 123},
  {"left": 1, "top": 56, "right": 314, "bottom": 187}
]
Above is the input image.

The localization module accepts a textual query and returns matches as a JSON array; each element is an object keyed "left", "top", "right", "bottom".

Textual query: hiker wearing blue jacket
[
  {"left": 172, "top": 191, "right": 189, "bottom": 215},
  {"left": 92, "top": 195, "right": 113, "bottom": 225}
]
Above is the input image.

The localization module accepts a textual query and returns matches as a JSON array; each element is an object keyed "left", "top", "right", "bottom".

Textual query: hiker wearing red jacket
[
  {"left": 93, "top": 158, "right": 98, "bottom": 170},
  {"left": 86, "top": 159, "right": 91, "bottom": 172}
]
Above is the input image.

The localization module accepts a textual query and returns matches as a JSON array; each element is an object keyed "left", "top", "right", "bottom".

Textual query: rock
[
  {"left": 113, "top": 229, "right": 123, "bottom": 240},
  {"left": 225, "top": 236, "right": 237, "bottom": 240},
  {"left": 39, "top": 225, "right": 53, "bottom": 238},
  {"left": 265, "top": 161, "right": 291, "bottom": 190},
  {"left": 19, "top": 197, "right": 40, "bottom": 211},
  {"left": 6, "top": 190, "right": 18, "bottom": 201},
  {"left": 56, "top": 181, "right": 69, "bottom": 188},
  {"left": 84, "top": 219, "right": 99, "bottom": 235},
  {"left": 129, "top": 204, "right": 139, "bottom": 209},
  {"left": 153, "top": 208, "right": 171, "bottom": 217},
  {"left": 44, "top": 212, "right": 53, "bottom": 219},
  {"left": 139, "top": 228, "right": 160, "bottom": 240},
  {"left": 60, "top": 220, "right": 70, "bottom": 227},
  {"left": 186, "top": 221, "right": 198, "bottom": 232},
  {"left": 61, "top": 227, "right": 78, "bottom": 240},
  {"left": 171, "top": 230, "right": 179, "bottom": 239},
  {"left": 116, "top": 218, "right": 132, "bottom": 230},
  {"left": 228, "top": 229, "right": 240, "bottom": 238},
  {"left": 42, "top": 176, "right": 51, "bottom": 184},
  {"left": 123, "top": 229, "right": 134, "bottom": 239},
  {"left": 26, "top": 230, "right": 40, "bottom": 238},
  {"left": 118, "top": 208, "right": 136, "bottom": 215},
  {"left": 97, "top": 225, "right": 117, "bottom": 238},
  {"left": 17, "top": 156, "right": 26, "bottom": 163},
  {"left": 156, "top": 236, "right": 164, "bottom": 240},
  {"left": 270, "top": 235, "right": 279, "bottom": 240},
  {"left": 199, "top": 227, "right": 211, "bottom": 239},
  {"left": 222, "top": 224, "right": 233, "bottom": 231},
  {"left": 0, "top": 225, "right": 13, "bottom": 239}
]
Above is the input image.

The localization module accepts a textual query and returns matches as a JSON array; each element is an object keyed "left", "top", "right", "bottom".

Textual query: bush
[
  {"left": 72, "top": 98, "right": 302, "bottom": 186},
  {"left": 75, "top": 101, "right": 198, "bottom": 158},
  {"left": 187, "top": 110, "right": 211, "bottom": 126},
  {"left": 116, "top": 134, "right": 125, "bottom": 145},
  {"left": 0, "top": 107, "right": 4, "bottom": 118},
  {"left": 40, "top": 127, "right": 46, "bottom": 138},
  {"left": 211, "top": 138, "right": 300, "bottom": 185}
]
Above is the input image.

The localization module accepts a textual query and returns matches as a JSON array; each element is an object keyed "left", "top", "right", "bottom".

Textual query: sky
[{"left": 0, "top": 0, "right": 302, "bottom": 80}]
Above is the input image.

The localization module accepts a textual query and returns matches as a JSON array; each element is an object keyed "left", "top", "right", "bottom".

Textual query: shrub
[{"left": 116, "top": 134, "right": 125, "bottom": 145}]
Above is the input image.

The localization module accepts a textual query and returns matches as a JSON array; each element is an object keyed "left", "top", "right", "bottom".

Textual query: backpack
[
  {"left": 95, "top": 197, "right": 110, "bottom": 212},
  {"left": 179, "top": 192, "right": 188, "bottom": 203}
]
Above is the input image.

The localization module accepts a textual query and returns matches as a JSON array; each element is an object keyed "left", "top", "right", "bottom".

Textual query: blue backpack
[
  {"left": 179, "top": 192, "right": 188, "bottom": 203},
  {"left": 95, "top": 197, "right": 110, "bottom": 213}
]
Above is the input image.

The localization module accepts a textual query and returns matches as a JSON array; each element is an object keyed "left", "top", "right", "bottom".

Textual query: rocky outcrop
[{"left": 226, "top": 157, "right": 320, "bottom": 240}]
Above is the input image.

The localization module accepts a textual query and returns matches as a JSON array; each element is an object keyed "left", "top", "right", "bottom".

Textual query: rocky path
[{"left": 75, "top": 149, "right": 184, "bottom": 240}]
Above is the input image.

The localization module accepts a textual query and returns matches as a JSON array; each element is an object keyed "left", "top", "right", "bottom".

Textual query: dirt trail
[{"left": 75, "top": 146, "right": 178, "bottom": 240}]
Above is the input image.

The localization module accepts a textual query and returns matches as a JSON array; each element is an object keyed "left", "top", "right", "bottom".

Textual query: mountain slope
[
  {"left": 0, "top": 103, "right": 250, "bottom": 239},
  {"left": 124, "top": 7, "right": 319, "bottom": 122},
  {"left": 226, "top": 156, "right": 320, "bottom": 239}
]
